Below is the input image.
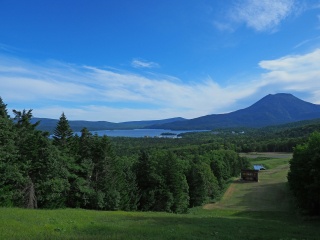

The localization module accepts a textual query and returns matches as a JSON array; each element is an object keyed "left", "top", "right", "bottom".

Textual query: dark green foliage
[
  {"left": 158, "top": 151, "right": 189, "bottom": 213},
  {"left": 14, "top": 109, "right": 70, "bottom": 208},
  {"left": 0, "top": 97, "right": 9, "bottom": 118},
  {"left": 53, "top": 112, "right": 73, "bottom": 148},
  {"left": 0, "top": 97, "right": 266, "bottom": 213},
  {"left": 0, "top": 105, "right": 70, "bottom": 209},
  {"left": 135, "top": 151, "right": 161, "bottom": 211},
  {"left": 66, "top": 128, "right": 138, "bottom": 211},
  {"left": 135, "top": 151, "right": 189, "bottom": 213},
  {"left": 66, "top": 127, "right": 94, "bottom": 208},
  {"left": 187, "top": 159, "right": 219, "bottom": 207},
  {"left": 0, "top": 112, "right": 22, "bottom": 206},
  {"left": 89, "top": 135, "right": 122, "bottom": 210},
  {"left": 288, "top": 132, "right": 320, "bottom": 215}
]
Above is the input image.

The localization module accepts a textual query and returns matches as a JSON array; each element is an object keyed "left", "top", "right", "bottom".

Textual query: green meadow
[{"left": 1, "top": 153, "right": 319, "bottom": 240}]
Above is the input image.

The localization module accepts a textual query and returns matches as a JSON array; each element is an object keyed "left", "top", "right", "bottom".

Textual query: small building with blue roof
[{"left": 253, "top": 164, "right": 266, "bottom": 171}]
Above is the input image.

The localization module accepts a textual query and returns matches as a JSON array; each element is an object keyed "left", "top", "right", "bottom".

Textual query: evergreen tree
[
  {"left": 187, "top": 158, "right": 219, "bottom": 207},
  {"left": 135, "top": 150, "right": 189, "bottom": 213},
  {"left": 13, "top": 109, "right": 39, "bottom": 130},
  {"left": 117, "top": 156, "right": 139, "bottom": 211},
  {"left": 12, "top": 109, "right": 69, "bottom": 208},
  {"left": 66, "top": 127, "right": 93, "bottom": 208},
  {"left": 0, "top": 100, "right": 23, "bottom": 207},
  {"left": 161, "top": 152, "right": 189, "bottom": 213},
  {"left": 90, "top": 135, "right": 123, "bottom": 210},
  {"left": 134, "top": 150, "right": 161, "bottom": 211},
  {"left": 23, "top": 131, "right": 70, "bottom": 208},
  {"left": 0, "top": 97, "right": 9, "bottom": 118},
  {"left": 53, "top": 112, "right": 73, "bottom": 148},
  {"left": 288, "top": 132, "right": 320, "bottom": 215}
]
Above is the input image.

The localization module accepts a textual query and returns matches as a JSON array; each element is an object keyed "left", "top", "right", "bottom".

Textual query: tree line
[
  {"left": 0, "top": 98, "right": 250, "bottom": 213},
  {"left": 288, "top": 132, "right": 320, "bottom": 215}
]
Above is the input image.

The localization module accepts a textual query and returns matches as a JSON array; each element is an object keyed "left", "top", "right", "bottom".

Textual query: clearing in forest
[{"left": 204, "top": 152, "right": 293, "bottom": 211}]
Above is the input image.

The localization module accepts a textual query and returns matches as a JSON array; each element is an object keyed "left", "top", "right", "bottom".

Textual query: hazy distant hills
[
  {"left": 32, "top": 93, "right": 320, "bottom": 132},
  {"left": 31, "top": 117, "right": 186, "bottom": 133},
  {"left": 149, "top": 93, "right": 320, "bottom": 130}
]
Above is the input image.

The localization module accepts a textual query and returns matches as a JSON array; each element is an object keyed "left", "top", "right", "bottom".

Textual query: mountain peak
[
  {"left": 254, "top": 93, "right": 297, "bottom": 104},
  {"left": 150, "top": 93, "right": 320, "bottom": 130},
  {"left": 248, "top": 93, "right": 311, "bottom": 110}
]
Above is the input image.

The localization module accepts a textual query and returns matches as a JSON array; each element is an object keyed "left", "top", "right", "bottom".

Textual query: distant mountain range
[
  {"left": 149, "top": 93, "right": 320, "bottom": 130},
  {"left": 32, "top": 93, "right": 320, "bottom": 132},
  {"left": 31, "top": 117, "right": 186, "bottom": 133}
]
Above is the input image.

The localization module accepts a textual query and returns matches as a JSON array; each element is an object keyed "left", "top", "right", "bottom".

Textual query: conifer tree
[
  {"left": 134, "top": 150, "right": 161, "bottom": 211},
  {"left": 53, "top": 112, "right": 73, "bottom": 148},
  {"left": 0, "top": 99, "right": 22, "bottom": 206},
  {"left": 90, "top": 135, "right": 123, "bottom": 210},
  {"left": 157, "top": 151, "right": 189, "bottom": 213},
  {"left": 66, "top": 127, "right": 94, "bottom": 208},
  {"left": 288, "top": 132, "right": 320, "bottom": 215},
  {"left": 187, "top": 159, "right": 219, "bottom": 207},
  {"left": 0, "top": 97, "right": 9, "bottom": 118},
  {"left": 10, "top": 109, "right": 69, "bottom": 208}
]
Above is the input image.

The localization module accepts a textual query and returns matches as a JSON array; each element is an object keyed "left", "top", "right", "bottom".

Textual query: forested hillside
[
  {"left": 0, "top": 98, "right": 249, "bottom": 213},
  {"left": 2, "top": 96, "right": 320, "bottom": 215}
]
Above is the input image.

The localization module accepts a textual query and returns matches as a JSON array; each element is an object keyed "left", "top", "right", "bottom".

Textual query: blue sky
[{"left": 1, "top": 0, "right": 320, "bottom": 122}]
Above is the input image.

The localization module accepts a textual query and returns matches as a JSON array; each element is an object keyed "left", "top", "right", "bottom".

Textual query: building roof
[{"left": 253, "top": 164, "right": 266, "bottom": 170}]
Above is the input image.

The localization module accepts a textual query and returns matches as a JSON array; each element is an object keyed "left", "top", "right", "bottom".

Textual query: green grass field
[
  {"left": 1, "top": 152, "right": 319, "bottom": 240},
  {"left": 206, "top": 152, "right": 293, "bottom": 211}
]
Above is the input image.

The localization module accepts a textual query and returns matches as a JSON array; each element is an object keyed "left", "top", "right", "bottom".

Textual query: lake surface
[{"left": 81, "top": 129, "right": 207, "bottom": 138}]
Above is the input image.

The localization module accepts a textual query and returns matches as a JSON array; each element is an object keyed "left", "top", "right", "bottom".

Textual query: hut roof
[{"left": 253, "top": 164, "right": 266, "bottom": 170}]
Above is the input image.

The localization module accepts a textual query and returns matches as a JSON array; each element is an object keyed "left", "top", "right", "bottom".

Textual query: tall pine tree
[
  {"left": 0, "top": 99, "right": 22, "bottom": 207},
  {"left": 53, "top": 112, "right": 73, "bottom": 149},
  {"left": 12, "top": 109, "right": 70, "bottom": 208}
]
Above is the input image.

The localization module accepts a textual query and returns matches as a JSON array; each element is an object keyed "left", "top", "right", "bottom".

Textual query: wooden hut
[{"left": 241, "top": 169, "right": 259, "bottom": 182}]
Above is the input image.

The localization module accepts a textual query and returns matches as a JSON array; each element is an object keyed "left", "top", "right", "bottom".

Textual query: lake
[{"left": 79, "top": 129, "right": 207, "bottom": 138}]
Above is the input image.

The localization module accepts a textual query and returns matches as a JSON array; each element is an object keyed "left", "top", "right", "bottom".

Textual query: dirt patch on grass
[
  {"left": 223, "top": 183, "right": 235, "bottom": 200},
  {"left": 203, "top": 184, "right": 236, "bottom": 210}
]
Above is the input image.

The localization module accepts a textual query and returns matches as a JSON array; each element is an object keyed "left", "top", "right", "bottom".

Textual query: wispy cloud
[
  {"left": 294, "top": 36, "right": 320, "bottom": 49},
  {"left": 1, "top": 48, "right": 320, "bottom": 121},
  {"left": 258, "top": 48, "right": 320, "bottom": 103},
  {"left": 230, "top": 0, "right": 295, "bottom": 32},
  {"left": 213, "top": 0, "right": 300, "bottom": 32},
  {"left": 0, "top": 42, "right": 20, "bottom": 53},
  {"left": 0, "top": 54, "right": 255, "bottom": 121},
  {"left": 131, "top": 59, "right": 160, "bottom": 69}
]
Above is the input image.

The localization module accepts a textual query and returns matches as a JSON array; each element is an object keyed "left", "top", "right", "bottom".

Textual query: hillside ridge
[
  {"left": 149, "top": 93, "right": 320, "bottom": 130},
  {"left": 32, "top": 93, "right": 320, "bottom": 131}
]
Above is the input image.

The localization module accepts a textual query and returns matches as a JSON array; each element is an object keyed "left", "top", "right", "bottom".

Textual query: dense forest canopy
[
  {"left": 288, "top": 132, "right": 320, "bottom": 215},
  {"left": 0, "top": 97, "right": 250, "bottom": 212},
  {"left": 1, "top": 97, "right": 320, "bottom": 215}
]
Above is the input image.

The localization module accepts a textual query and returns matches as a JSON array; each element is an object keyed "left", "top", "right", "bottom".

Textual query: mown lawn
[
  {"left": 0, "top": 207, "right": 319, "bottom": 240},
  {"left": 206, "top": 152, "right": 293, "bottom": 211},
  {"left": 1, "top": 152, "right": 319, "bottom": 239}
]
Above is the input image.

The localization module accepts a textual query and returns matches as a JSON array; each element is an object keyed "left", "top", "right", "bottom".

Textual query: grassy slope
[
  {"left": 205, "top": 152, "right": 293, "bottom": 211},
  {"left": 1, "top": 153, "right": 319, "bottom": 240}
]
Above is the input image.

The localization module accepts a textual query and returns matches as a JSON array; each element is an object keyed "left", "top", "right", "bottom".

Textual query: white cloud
[
  {"left": 1, "top": 48, "right": 320, "bottom": 122},
  {"left": 0, "top": 54, "right": 257, "bottom": 121},
  {"left": 230, "top": 0, "right": 296, "bottom": 32},
  {"left": 131, "top": 59, "right": 160, "bottom": 69},
  {"left": 258, "top": 49, "right": 320, "bottom": 102}
]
